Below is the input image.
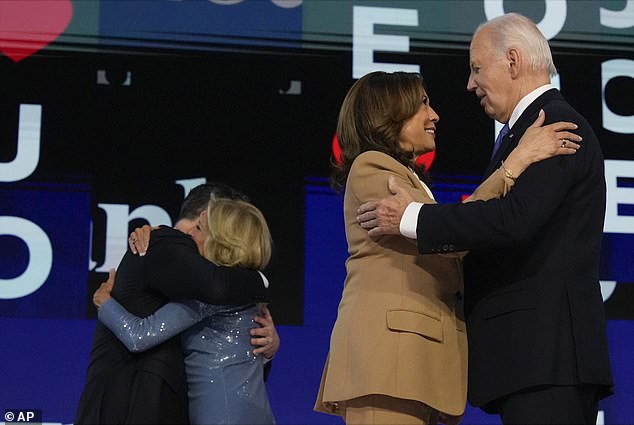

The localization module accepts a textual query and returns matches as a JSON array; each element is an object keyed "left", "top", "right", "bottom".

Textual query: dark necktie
[{"left": 491, "top": 123, "right": 510, "bottom": 159}]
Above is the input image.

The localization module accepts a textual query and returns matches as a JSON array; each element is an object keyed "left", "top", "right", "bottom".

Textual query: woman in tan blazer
[{"left": 315, "top": 71, "right": 581, "bottom": 424}]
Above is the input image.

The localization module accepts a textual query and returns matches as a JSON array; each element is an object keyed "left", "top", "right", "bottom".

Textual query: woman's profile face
[
  {"left": 189, "top": 210, "right": 209, "bottom": 256},
  {"left": 397, "top": 91, "right": 440, "bottom": 159}
]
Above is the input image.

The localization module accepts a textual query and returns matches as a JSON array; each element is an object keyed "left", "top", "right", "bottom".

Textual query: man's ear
[
  {"left": 507, "top": 48, "right": 521, "bottom": 79},
  {"left": 198, "top": 210, "right": 208, "bottom": 229}
]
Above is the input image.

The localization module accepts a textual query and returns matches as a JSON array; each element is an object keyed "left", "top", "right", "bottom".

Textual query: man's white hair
[{"left": 475, "top": 13, "right": 558, "bottom": 77}]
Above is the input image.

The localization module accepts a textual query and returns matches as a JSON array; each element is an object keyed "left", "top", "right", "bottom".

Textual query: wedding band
[
  {"left": 561, "top": 139, "right": 567, "bottom": 148},
  {"left": 130, "top": 237, "right": 137, "bottom": 243}
]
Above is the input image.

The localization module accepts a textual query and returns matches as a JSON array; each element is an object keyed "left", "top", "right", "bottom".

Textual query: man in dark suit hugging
[{"left": 356, "top": 13, "right": 613, "bottom": 425}]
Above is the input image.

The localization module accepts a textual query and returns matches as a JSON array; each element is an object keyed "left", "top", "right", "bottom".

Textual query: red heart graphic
[
  {"left": 332, "top": 132, "right": 436, "bottom": 170},
  {"left": 0, "top": 0, "right": 73, "bottom": 62},
  {"left": 415, "top": 149, "right": 435, "bottom": 171}
]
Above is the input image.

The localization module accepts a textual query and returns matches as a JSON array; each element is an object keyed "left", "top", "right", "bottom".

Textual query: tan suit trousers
[{"left": 343, "top": 394, "right": 462, "bottom": 425}]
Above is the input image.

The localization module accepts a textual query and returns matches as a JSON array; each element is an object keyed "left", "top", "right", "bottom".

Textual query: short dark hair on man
[{"left": 177, "top": 182, "right": 250, "bottom": 221}]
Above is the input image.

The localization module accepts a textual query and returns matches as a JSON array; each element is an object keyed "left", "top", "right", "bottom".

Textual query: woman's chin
[{"left": 416, "top": 147, "right": 434, "bottom": 156}]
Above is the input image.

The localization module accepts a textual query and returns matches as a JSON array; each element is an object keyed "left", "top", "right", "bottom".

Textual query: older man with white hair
[{"left": 357, "top": 13, "right": 613, "bottom": 424}]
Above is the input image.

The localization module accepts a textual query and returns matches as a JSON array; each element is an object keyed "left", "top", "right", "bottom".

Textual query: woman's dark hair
[{"left": 331, "top": 71, "right": 428, "bottom": 192}]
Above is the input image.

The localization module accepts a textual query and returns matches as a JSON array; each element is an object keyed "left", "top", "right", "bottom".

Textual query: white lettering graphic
[
  {"left": 602, "top": 59, "right": 634, "bottom": 134},
  {"left": 352, "top": 6, "right": 419, "bottom": 79},
  {"left": 600, "top": 0, "right": 634, "bottom": 29},
  {"left": 0, "top": 216, "right": 52, "bottom": 299},
  {"left": 270, "top": 0, "right": 302, "bottom": 8},
  {"left": 206, "top": 0, "right": 302, "bottom": 7},
  {"left": 17, "top": 412, "right": 35, "bottom": 422},
  {"left": 604, "top": 160, "right": 634, "bottom": 234},
  {"left": 483, "top": 0, "right": 566, "bottom": 40},
  {"left": 0, "top": 104, "right": 41, "bottom": 182},
  {"left": 176, "top": 177, "right": 207, "bottom": 197},
  {"left": 94, "top": 204, "right": 172, "bottom": 272},
  {"left": 600, "top": 281, "right": 617, "bottom": 302}
]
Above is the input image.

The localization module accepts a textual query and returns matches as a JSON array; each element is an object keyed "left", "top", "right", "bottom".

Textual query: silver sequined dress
[{"left": 99, "top": 298, "right": 275, "bottom": 425}]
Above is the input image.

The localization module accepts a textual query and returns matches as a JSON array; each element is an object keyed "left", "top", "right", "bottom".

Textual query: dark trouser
[
  {"left": 496, "top": 385, "right": 600, "bottom": 425},
  {"left": 76, "top": 368, "right": 189, "bottom": 425}
]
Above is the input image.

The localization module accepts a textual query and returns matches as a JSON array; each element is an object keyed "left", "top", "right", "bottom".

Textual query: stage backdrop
[{"left": 0, "top": 1, "right": 632, "bottom": 424}]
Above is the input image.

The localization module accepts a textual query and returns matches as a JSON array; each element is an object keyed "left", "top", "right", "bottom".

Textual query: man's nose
[{"left": 467, "top": 75, "right": 476, "bottom": 92}]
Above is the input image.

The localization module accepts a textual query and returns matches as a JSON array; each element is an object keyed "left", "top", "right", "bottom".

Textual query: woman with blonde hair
[{"left": 96, "top": 198, "right": 275, "bottom": 425}]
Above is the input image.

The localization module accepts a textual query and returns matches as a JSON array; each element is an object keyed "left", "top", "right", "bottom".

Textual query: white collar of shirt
[{"left": 508, "top": 84, "right": 555, "bottom": 129}]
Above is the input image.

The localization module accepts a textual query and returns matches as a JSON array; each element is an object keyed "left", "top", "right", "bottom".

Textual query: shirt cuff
[
  {"left": 257, "top": 270, "right": 269, "bottom": 288},
  {"left": 400, "top": 202, "right": 423, "bottom": 239}
]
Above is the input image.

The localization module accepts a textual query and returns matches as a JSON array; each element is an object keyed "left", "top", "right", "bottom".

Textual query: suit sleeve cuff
[{"left": 400, "top": 202, "right": 423, "bottom": 239}]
